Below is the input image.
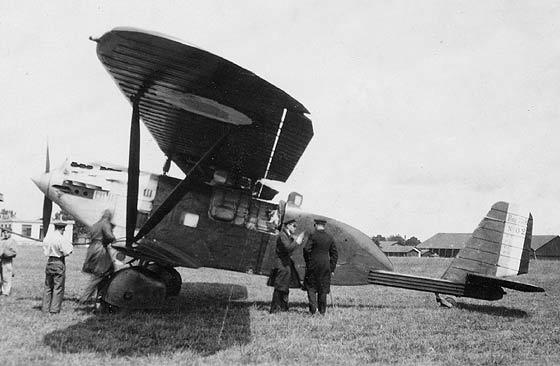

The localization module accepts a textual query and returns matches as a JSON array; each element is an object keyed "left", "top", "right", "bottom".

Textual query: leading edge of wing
[
  {"left": 95, "top": 27, "right": 313, "bottom": 182},
  {"left": 99, "top": 27, "right": 310, "bottom": 115}
]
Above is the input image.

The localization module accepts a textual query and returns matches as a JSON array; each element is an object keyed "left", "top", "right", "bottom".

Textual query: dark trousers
[
  {"left": 270, "top": 289, "right": 289, "bottom": 313},
  {"left": 307, "top": 288, "right": 327, "bottom": 315},
  {"left": 42, "top": 257, "right": 66, "bottom": 313}
]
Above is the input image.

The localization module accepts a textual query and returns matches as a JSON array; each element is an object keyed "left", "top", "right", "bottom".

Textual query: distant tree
[
  {"left": 405, "top": 236, "right": 421, "bottom": 247},
  {"left": 387, "top": 234, "right": 406, "bottom": 245},
  {"left": 371, "top": 234, "right": 386, "bottom": 245}
]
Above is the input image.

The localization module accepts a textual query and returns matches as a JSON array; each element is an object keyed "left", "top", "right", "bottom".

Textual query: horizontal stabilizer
[
  {"left": 368, "top": 270, "right": 465, "bottom": 296},
  {"left": 466, "top": 273, "right": 544, "bottom": 293}
]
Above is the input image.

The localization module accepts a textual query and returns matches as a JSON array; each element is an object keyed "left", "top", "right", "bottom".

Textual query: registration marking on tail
[{"left": 495, "top": 204, "right": 529, "bottom": 277}]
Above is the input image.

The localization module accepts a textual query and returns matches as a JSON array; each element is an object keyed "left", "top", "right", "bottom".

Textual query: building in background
[
  {"left": 417, "top": 233, "right": 470, "bottom": 257},
  {"left": 0, "top": 216, "right": 74, "bottom": 244},
  {"left": 531, "top": 235, "right": 560, "bottom": 259},
  {"left": 418, "top": 233, "right": 560, "bottom": 259},
  {"left": 378, "top": 240, "right": 422, "bottom": 257}
]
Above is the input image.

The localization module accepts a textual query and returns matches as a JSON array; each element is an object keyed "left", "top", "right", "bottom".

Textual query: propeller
[{"left": 42, "top": 143, "right": 53, "bottom": 236}]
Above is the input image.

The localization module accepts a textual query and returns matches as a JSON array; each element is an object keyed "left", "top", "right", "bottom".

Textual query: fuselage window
[{"left": 182, "top": 212, "right": 199, "bottom": 228}]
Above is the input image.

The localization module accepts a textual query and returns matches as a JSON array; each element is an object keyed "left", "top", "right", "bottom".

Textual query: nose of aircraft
[{"left": 31, "top": 171, "right": 51, "bottom": 196}]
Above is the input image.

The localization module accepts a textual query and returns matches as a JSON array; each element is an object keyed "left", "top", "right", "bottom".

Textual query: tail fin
[{"left": 442, "top": 201, "right": 532, "bottom": 283}]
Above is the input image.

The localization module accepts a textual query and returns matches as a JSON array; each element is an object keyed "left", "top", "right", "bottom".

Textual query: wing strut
[
  {"left": 125, "top": 72, "right": 161, "bottom": 246},
  {"left": 126, "top": 101, "right": 141, "bottom": 246},
  {"left": 132, "top": 128, "right": 232, "bottom": 244}
]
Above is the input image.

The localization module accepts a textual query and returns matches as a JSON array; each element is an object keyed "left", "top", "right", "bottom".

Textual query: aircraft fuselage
[{"left": 33, "top": 160, "right": 393, "bottom": 285}]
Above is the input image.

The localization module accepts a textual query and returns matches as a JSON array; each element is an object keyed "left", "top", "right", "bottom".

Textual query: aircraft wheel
[
  {"left": 446, "top": 297, "right": 457, "bottom": 307},
  {"left": 436, "top": 295, "right": 456, "bottom": 308},
  {"left": 103, "top": 267, "right": 166, "bottom": 309},
  {"left": 145, "top": 264, "right": 182, "bottom": 297}
]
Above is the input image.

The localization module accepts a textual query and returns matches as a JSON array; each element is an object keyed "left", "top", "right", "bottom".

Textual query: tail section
[
  {"left": 442, "top": 201, "right": 532, "bottom": 283},
  {"left": 368, "top": 202, "right": 544, "bottom": 303}
]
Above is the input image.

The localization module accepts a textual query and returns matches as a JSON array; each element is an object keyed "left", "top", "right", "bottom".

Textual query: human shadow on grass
[
  {"left": 455, "top": 302, "right": 528, "bottom": 318},
  {"left": 43, "top": 282, "right": 250, "bottom": 357}
]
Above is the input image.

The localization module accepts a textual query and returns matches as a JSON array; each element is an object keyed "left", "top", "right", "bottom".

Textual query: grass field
[{"left": 0, "top": 245, "right": 559, "bottom": 366}]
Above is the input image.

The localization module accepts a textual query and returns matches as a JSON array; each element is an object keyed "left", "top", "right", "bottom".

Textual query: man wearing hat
[
  {"left": 42, "top": 221, "right": 73, "bottom": 314},
  {"left": 0, "top": 229, "right": 17, "bottom": 296},
  {"left": 303, "top": 218, "right": 338, "bottom": 315},
  {"left": 269, "top": 218, "right": 304, "bottom": 313}
]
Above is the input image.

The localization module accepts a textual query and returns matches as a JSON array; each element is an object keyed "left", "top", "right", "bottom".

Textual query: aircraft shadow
[
  {"left": 43, "top": 282, "right": 250, "bottom": 357},
  {"left": 455, "top": 302, "right": 528, "bottom": 318},
  {"left": 250, "top": 300, "right": 389, "bottom": 311}
]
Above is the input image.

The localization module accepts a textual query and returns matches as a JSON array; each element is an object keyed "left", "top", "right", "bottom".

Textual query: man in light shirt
[{"left": 42, "top": 222, "right": 73, "bottom": 314}]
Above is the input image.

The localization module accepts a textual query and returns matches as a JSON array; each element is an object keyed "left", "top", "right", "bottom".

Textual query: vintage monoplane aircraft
[{"left": 32, "top": 28, "right": 543, "bottom": 310}]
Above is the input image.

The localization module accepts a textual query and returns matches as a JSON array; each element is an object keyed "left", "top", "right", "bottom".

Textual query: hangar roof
[{"left": 418, "top": 233, "right": 559, "bottom": 251}]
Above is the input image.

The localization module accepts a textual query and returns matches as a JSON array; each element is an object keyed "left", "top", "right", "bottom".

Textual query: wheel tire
[{"left": 145, "top": 264, "right": 182, "bottom": 297}]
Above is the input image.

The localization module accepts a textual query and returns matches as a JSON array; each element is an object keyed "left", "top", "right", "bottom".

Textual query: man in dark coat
[
  {"left": 303, "top": 219, "right": 338, "bottom": 315},
  {"left": 269, "top": 218, "right": 304, "bottom": 313},
  {"left": 79, "top": 209, "right": 116, "bottom": 307}
]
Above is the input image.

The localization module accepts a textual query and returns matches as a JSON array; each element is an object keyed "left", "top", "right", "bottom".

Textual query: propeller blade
[
  {"left": 42, "top": 142, "right": 52, "bottom": 236},
  {"left": 45, "top": 143, "right": 50, "bottom": 173},
  {"left": 42, "top": 196, "right": 52, "bottom": 236},
  {"left": 126, "top": 103, "right": 140, "bottom": 246}
]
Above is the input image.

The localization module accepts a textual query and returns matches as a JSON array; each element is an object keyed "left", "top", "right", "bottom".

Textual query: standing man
[
  {"left": 0, "top": 229, "right": 17, "bottom": 296},
  {"left": 79, "top": 209, "right": 115, "bottom": 306},
  {"left": 303, "top": 219, "right": 338, "bottom": 315},
  {"left": 269, "top": 218, "right": 304, "bottom": 313},
  {"left": 42, "top": 222, "right": 73, "bottom": 313}
]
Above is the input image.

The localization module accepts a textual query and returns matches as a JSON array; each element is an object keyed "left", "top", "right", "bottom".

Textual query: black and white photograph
[{"left": 0, "top": 1, "right": 559, "bottom": 365}]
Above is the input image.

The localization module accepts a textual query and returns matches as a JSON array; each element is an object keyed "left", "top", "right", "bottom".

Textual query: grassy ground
[{"left": 0, "top": 245, "right": 559, "bottom": 366}]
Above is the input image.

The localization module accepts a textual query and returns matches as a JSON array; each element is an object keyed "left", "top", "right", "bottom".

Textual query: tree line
[{"left": 371, "top": 234, "right": 421, "bottom": 247}]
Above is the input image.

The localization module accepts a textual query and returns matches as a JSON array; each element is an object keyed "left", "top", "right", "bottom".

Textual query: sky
[{"left": 1, "top": 1, "right": 559, "bottom": 240}]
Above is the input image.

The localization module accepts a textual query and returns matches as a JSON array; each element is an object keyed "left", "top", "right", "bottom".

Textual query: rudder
[{"left": 442, "top": 201, "right": 533, "bottom": 284}]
